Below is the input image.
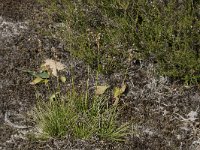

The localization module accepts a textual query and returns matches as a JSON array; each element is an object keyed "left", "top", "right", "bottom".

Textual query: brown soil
[{"left": 1, "top": 1, "right": 200, "bottom": 150}]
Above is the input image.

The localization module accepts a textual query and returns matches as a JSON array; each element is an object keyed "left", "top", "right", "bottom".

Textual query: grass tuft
[{"left": 32, "top": 87, "right": 129, "bottom": 141}]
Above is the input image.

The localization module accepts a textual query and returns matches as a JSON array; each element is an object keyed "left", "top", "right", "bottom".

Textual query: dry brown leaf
[
  {"left": 113, "top": 97, "right": 119, "bottom": 106},
  {"left": 95, "top": 85, "right": 110, "bottom": 95},
  {"left": 42, "top": 59, "right": 65, "bottom": 77}
]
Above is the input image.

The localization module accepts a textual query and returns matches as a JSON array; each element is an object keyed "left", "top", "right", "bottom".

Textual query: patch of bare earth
[{"left": 0, "top": 1, "right": 200, "bottom": 150}]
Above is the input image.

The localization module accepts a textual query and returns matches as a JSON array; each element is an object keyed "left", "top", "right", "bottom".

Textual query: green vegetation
[
  {"left": 32, "top": 83, "right": 129, "bottom": 141},
  {"left": 38, "top": 0, "right": 200, "bottom": 84},
  {"left": 31, "top": 0, "right": 200, "bottom": 144},
  {"left": 134, "top": 0, "right": 200, "bottom": 85}
]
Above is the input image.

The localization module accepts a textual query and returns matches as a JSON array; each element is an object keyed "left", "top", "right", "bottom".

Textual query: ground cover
[{"left": 0, "top": 0, "right": 200, "bottom": 150}]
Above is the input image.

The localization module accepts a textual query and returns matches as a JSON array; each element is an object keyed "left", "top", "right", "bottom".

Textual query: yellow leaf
[
  {"left": 30, "top": 77, "right": 43, "bottom": 85},
  {"left": 95, "top": 85, "right": 110, "bottom": 95},
  {"left": 113, "top": 87, "right": 121, "bottom": 98},
  {"left": 113, "top": 83, "right": 126, "bottom": 106},
  {"left": 113, "top": 83, "right": 126, "bottom": 98},
  {"left": 60, "top": 76, "right": 66, "bottom": 83},
  {"left": 43, "top": 79, "right": 49, "bottom": 85}
]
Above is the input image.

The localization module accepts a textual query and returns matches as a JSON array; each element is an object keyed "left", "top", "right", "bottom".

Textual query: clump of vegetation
[
  {"left": 133, "top": 0, "right": 200, "bottom": 84},
  {"left": 38, "top": 0, "right": 199, "bottom": 83},
  {"left": 32, "top": 83, "right": 129, "bottom": 141}
]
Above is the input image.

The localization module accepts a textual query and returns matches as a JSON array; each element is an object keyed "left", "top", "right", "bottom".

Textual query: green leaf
[
  {"left": 21, "top": 70, "right": 37, "bottom": 77},
  {"left": 36, "top": 71, "right": 50, "bottom": 79}
]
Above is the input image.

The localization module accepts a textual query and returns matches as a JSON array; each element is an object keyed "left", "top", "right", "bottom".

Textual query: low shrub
[
  {"left": 38, "top": 0, "right": 200, "bottom": 83},
  {"left": 133, "top": 0, "right": 200, "bottom": 84}
]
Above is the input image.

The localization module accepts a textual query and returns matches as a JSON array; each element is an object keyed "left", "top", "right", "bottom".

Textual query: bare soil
[{"left": 1, "top": 1, "right": 200, "bottom": 150}]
